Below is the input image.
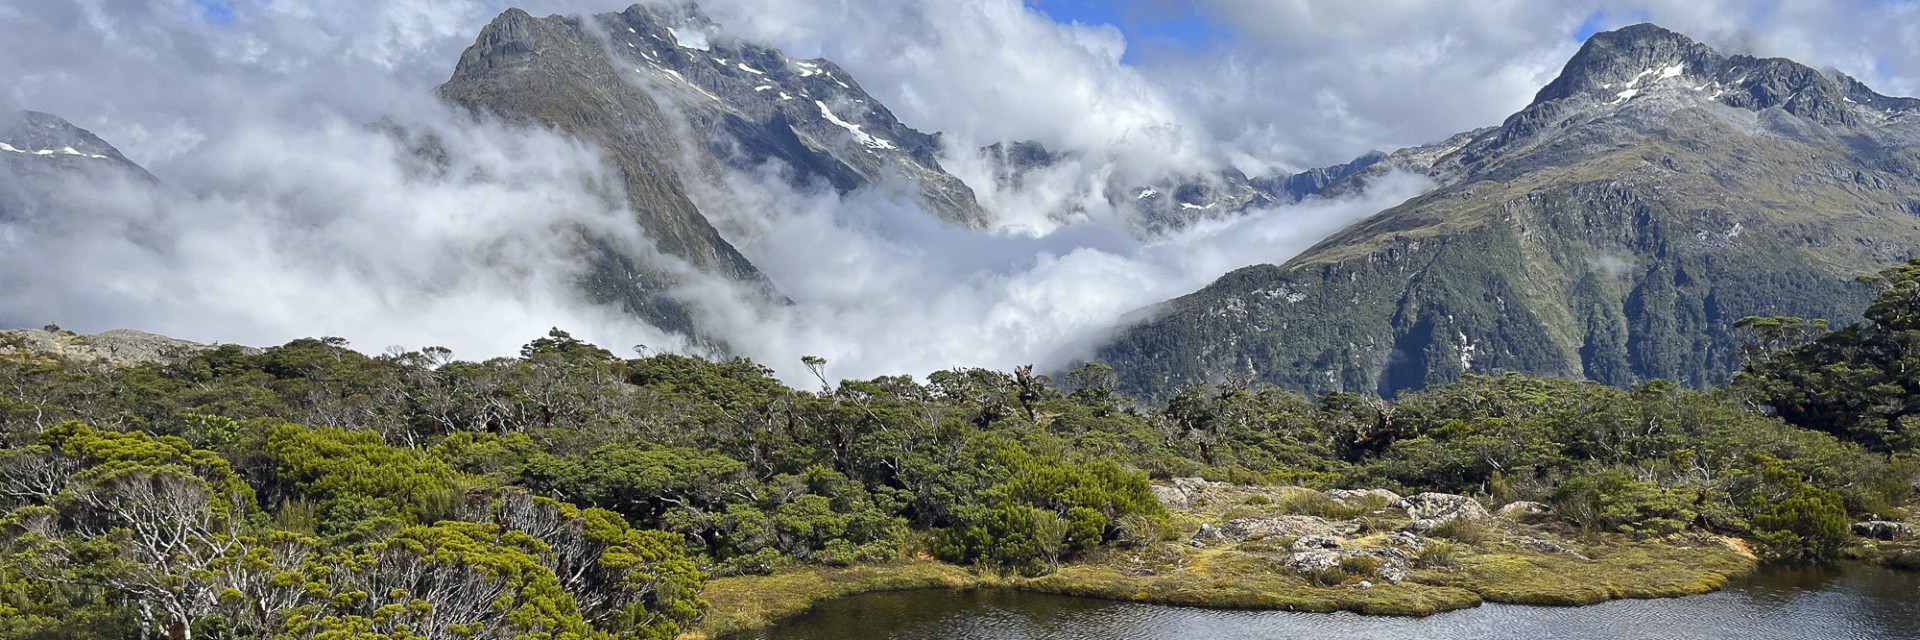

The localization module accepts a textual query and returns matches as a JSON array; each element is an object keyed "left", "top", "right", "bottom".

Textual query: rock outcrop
[
  {"left": 1396, "top": 492, "right": 1493, "bottom": 534},
  {"left": 1191, "top": 515, "right": 1360, "bottom": 545},
  {"left": 1853, "top": 520, "right": 1917, "bottom": 541},
  {"left": 0, "top": 327, "right": 245, "bottom": 365}
]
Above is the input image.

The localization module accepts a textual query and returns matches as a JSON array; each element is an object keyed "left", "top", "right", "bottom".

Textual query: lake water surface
[{"left": 759, "top": 565, "right": 1920, "bottom": 640}]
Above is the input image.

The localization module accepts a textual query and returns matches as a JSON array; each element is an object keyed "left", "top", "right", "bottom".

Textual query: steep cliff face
[
  {"left": 436, "top": 4, "right": 1013, "bottom": 338},
  {"left": 437, "top": 8, "right": 769, "bottom": 338},
  {"left": 1097, "top": 24, "right": 1920, "bottom": 399},
  {"left": 589, "top": 3, "right": 988, "bottom": 228}
]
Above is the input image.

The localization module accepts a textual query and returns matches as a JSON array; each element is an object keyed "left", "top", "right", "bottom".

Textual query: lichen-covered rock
[
  {"left": 0, "top": 327, "right": 247, "bottom": 365},
  {"left": 1397, "top": 492, "right": 1493, "bottom": 523},
  {"left": 1191, "top": 515, "right": 1359, "bottom": 545},
  {"left": 1291, "top": 535, "right": 1343, "bottom": 551},
  {"left": 1374, "top": 561, "right": 1411, "bottom": 584},
  {"left": 1282, "top": 549, "right": 1343, "bottom": 573},
  {"left": 1152, "top": 477, "right": 1231, "bottom": 510},
  {"left": 1326, "top": 488, "right": 1403, "bottom": 506},
  {"left": 1512, "top": 536, "right": 1591, "bottom": 561},
  {"left": 1388, "top": 530, "right": 1428, "bottom": 552},
  {"left": 1853, "top": 521, "right": 1916, "bottom": 541},
  {"left": 1152, "top": 478, "right": 1319, "bottom": 512},
  {"left": 1279, "top": 548, "right": 1413, "bottom": 584}
]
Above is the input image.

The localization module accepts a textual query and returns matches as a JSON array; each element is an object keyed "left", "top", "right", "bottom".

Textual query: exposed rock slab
[
  {"left": 1192, "top": 515, "right": 1359, "bottom": 545},
  {"left": 0, "top": 327, "right": 245, "bottom": 365}
]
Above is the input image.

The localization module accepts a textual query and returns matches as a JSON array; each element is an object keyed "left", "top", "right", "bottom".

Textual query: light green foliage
[
  {"left": 933, "top": 445, "right": 1168, "bottom": 575},
  {"left": 1553, "top": 471, "right": 1697, "bottom": 537},
  {"left": 291, "top": 521, "right": 596, "bottom": 640},
  {"left": 264, "top": 425, "right": 465, "bottom": 539}
]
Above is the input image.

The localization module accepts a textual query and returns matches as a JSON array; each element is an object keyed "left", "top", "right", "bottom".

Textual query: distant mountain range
[{"left": 8, "top": 9, "right": 1920, "bottom": 401}]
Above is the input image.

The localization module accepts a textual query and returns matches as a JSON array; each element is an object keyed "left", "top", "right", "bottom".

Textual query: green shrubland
[{"left": 4, "top": 260, "right": 1920, "bottom": 638}]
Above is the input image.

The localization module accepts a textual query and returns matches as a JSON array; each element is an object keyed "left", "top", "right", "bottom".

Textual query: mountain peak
[
  {"left": 1, "top": 111, "right": 129, "bottom": 163},
  {"left": 1530, "top": 23, "right": 1712, "bottom": 105},
  {"left": 1466, "top": 22, "right": 1912, "bottom": 168},
  {"left": 619, "top": 1, "right": 718, "bottom": 31}
]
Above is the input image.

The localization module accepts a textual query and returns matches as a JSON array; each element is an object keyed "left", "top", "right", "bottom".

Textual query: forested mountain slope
[{"left": 1097, "top": 24, "right": 1920, "bottom": 399}]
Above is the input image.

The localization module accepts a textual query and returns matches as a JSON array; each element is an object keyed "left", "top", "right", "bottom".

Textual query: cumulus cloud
[
  {"left": 1120, "top": 0, "right": 1920, "bottom": 171},
  {"left": 1, "top": 0, "right": 1916, "bottom": 386},
  {"left": 695, "top": 0, "right": 1214, "bottom": 179},
  {"left": 0, "top": 109, "right": 696, "bottom": 360}
]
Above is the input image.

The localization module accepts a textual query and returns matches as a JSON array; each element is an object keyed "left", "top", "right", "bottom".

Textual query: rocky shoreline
[
  {"left": 685, "top": 478, "right": 1772, "bottom": 638},
  {"left": 1021, "top": 478, "right": 1757, "bottom": 614}
]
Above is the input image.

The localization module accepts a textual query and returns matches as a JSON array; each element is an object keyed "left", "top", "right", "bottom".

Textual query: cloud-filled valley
[{"left": 4, "top": 0, "right": 1919, "bottom": 385}]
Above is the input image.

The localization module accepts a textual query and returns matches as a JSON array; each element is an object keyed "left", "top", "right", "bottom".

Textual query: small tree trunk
[{"left": 138, "top": 602, "right": 156, "bottom": 640}]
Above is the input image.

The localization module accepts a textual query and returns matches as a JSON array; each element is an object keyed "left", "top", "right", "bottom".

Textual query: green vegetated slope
[{"left": 1099, "top": 24, "right": 1920, "bottom": 399}]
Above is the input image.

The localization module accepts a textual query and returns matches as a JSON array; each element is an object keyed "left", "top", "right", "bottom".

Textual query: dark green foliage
[
  {"left": 1741, "top": 258, "right": 1920, "bottom": 451},
  {"left": 1552, "top": 471, "right": 1697, "bottom": 537},
  {"left": 932, "top": 445, "right": 1168, "bottom": 575}
]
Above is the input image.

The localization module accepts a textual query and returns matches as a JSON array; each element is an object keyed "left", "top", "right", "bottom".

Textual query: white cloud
[
  {"left": 675, "top": 157, "right": 1434, "bottom": 381},
  {"left": 1, "top": 110, "right": 694, "bottom": 359}
]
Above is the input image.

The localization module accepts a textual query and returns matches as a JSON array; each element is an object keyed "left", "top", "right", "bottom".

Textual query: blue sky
[
  {"left": 193, "top": 0, "right": 236, "bottom": 26},
  {"left": 1027, "top": 0, "right": 1219, "bottom": 61},
  {"left": 1030, "top": 1, "right": 1625, "bottom": 64}
]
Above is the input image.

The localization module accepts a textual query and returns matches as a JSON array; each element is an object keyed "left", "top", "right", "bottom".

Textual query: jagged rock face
[
  {"left": 439, "top": 8, "right": 770, "bottom": 339},
  {"left": 978, "top": 139, "right": 1396, "bottom": 233},
  {"left": 438, "top": 3, "right": 1002, "bottom": 337},
  {"left": 1097, "top": 23, "right": 1920, "bottom": 399},
  {"left": 981, "top": 140, "right": 1063, "bottom": 191},
  {"left": 1, "top": 111, "right": 142, "bottom": 169},
  {"left": 599, "top": 3, "right": 986, "bottom": 227}
]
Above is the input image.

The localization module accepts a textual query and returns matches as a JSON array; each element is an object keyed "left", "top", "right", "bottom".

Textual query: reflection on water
[{"left": 759, "top": 566, "right": 1920, "bottom": 640}]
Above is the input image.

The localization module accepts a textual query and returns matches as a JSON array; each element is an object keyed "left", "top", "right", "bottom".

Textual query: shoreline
[{"left": 682, "top": 533, "right": 1760, "bottom": 639}]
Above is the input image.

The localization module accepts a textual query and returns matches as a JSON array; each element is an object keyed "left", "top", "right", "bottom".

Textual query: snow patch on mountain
[
  {"left": 815, "top": 100, "right": 896, "bottom": 150},
  {"left": 0, "top": 141, "right": 108, "bottom": 159},
  {"left": 666, "top": 27, "right": 710, "bottom": 52}
]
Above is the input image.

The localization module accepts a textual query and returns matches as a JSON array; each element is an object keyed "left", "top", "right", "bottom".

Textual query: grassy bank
[
  {"left": 1022, "top": 545, "right": 1483, "bottom": 616},
  {"left": 1414, "top": 535, "right": 1757, "bottom": 605},
  {"left": 686, "top": 531, "right": 1759, "bottom": 638},
  {"left": 683, "top": 560, "right": 979, "bottom": 639},
  {"left": 1844, "top": 539, "right": 1920, "bottom": 571}
]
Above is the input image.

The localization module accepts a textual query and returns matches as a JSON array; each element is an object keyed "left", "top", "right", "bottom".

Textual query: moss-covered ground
[
  {"left": 684, "top": 504, "right": 1761, "bottom": 638},
  {"left": 1412, "top": 534, "right": 1756, "bottom": 605},
  {"left": 684, "top": 560, "right": 980, "bottom": 639},
  {"left": 1843, "top": 538, "right": 1920, "bottom": 572}
]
